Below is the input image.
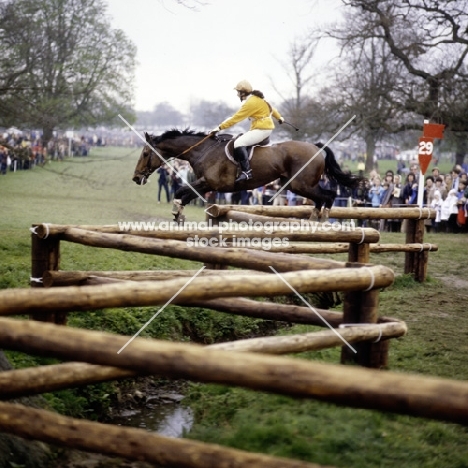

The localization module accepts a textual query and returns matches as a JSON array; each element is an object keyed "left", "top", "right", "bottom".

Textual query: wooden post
[
  {"left": 405, "top": 218, "right": 426, "bottom": 281},
  {"left": 204, "top": 212, "right": 227, "bottom": 270},
  {"left": 413, "top": 219, "right": 427, "bottom": 282},
  {"left": 340, "top": 263, "right": 389, "bottom": 369},
  {"left": 348, "top": 243, "right": 370, "bottom": 263},
  {"left": 30, "top": 227, "right": 65, "bottom": 325}
]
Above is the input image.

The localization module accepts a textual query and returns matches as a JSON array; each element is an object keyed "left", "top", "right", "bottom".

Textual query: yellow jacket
[{"left": 219, "top": 95, "right": 282, "bottom": 131}]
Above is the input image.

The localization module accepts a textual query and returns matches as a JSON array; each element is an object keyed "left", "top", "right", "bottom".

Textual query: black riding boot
[{"left": 233, "top": 146, "right": 252, "bottom": 183}]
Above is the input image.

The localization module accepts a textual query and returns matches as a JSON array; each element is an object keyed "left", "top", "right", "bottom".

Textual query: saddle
[{"left": 224, "top": 134, "right": 271, "bottom": 165}]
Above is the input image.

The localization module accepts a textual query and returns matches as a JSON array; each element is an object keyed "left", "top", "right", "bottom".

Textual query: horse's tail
[{"left": 315, "top": 142, "right": 363, "bottom": 189}]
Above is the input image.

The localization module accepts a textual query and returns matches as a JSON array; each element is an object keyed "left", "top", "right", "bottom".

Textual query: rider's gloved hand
[
  {"left": 211, "top": 126, "right": 220, "bottom": 134},
  {"left": 278, "top": 118, "right": 284, "bottom": 124}
]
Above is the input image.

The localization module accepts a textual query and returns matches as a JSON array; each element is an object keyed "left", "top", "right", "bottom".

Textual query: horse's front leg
[
  {"left": 173, "top": 177, "right": 212, "bottom": 222},
  {"left": 171, "top": 198, "right": 184, "bottom": 222},
  {"left": 321, "top": 207, "right": 330, "bottom": 222},
  {"left": 309, "top": 206, "right": 321, "bottom": 221}
]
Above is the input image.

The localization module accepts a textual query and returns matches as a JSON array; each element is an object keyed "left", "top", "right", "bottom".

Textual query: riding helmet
[{"left": 234, "top": 80, "right": 253, "bottom": 94}]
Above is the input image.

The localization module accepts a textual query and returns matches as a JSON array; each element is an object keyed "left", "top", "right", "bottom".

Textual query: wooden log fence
[
  {"left": 41, "top": 268, "right": 269, "bottom": 287},
  {"left": 33, "top": 223, "right": 380, "bottom": 244},
  {"left": 0, "top": 318, "right": 467, "bottom": 426},
  {"left": 0, "top": 401, "right": 327, "bottom": 468},
  {"left": 1, "top": 265, "right": 395, "bottom": 315},
  {"left": 26, "top": 221, "right": 393, "bottom": 367},
  {"left": 0, "top": 216, "right": 450, "bottom": 466},
  {"left": 0, "top": 322, "right": 406, "bottom": 400},
  {"left": 27, "top": 221, "right": 397, "bottom": 369},
  {"left": 205, "top": 205, "right": 436, "bottom": 282},
  {"left": 205, "top": 204, "right": 435, "bottom": 220}
]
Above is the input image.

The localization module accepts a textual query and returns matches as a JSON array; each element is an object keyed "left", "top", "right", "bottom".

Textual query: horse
[{"left": 132, "top": 129, "right": 363, "bottom": 221}]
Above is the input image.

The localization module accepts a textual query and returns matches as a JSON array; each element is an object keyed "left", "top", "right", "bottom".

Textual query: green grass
[
  {"left": 185, "top": 233, "right": 468, "bottom": 468},
  {"left": 1, "top": 148, "right": 468, "bottom": 467}
]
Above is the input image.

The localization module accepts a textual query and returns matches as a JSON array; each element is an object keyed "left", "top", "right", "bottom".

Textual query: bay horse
[{"left": 132, "top": 129, "right": 363, "bottom": 221}]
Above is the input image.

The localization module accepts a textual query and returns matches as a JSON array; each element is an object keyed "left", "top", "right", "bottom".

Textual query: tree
[
  {"left": 338, "top": 0, "right": 468, "bottom": 166},
  {"left": 321, "top": 8, "right": 417, "bottom": 172},
  {"left": 274, "top": 34, "right": 321, "bottom": 141},
  {"left": 0, "top": 0, "right": 137, "bottom": 144},
  {"left": 0, "top": 1, "right": 36, "bottom": 100}
]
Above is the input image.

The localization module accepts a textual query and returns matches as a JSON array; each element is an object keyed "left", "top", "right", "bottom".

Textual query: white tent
[{"left": 6, "top": 127, "right": 23, "bottom": 135}]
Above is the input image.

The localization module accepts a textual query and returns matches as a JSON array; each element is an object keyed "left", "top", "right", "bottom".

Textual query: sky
[{"left": 105, "top": 0, "right": 343, "bottom": 114}]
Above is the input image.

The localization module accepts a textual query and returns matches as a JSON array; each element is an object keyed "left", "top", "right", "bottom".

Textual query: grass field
[{"left": 1, "top": 147, "right": 468, "bottom": 468}]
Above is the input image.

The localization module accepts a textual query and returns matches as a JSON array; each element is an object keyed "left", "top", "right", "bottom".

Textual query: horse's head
[{"left": 132, "top": 132, "right": 163, "bottom": 185}]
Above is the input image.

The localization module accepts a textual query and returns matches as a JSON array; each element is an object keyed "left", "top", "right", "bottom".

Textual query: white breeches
[{"left": 234, "top": 129, "right": 272, "bottom": 147}]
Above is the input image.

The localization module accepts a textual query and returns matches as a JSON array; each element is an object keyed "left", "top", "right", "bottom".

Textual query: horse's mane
[{"left": 152, "top": 128, "right": 208, "bottom": 144}]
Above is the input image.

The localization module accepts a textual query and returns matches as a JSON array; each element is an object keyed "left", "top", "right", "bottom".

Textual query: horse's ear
[{"left": 144, "top": 131, "right": 150, "bottom": 142}]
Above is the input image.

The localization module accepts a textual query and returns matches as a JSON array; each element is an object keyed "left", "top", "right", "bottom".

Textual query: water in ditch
[{"left": 113, "top": 392, "right": 194, "bottom": 438}]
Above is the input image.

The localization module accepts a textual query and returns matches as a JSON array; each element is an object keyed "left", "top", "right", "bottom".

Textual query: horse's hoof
[
  {"left": 309, "top": 208, "right": 320, "bottom": 222},
  {"left": 321, "top": 209, "right": 330, "bottom": 223},
  {"left": 178, "top": 215, "right": 186, "bottom": 225},
  {"left": 171, "top": 199, "right": 183, "bottom": 216}
]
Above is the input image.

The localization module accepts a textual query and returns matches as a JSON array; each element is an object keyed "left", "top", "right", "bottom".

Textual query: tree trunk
[
  {"left": 41, "top": 125, "right": 54, "bottom": 150},
  {"left": 364, "top": 131, "right": 377, "bottom": 174},
  {"left": 0, "top": 351, "right": 51, "bottom": 468}
]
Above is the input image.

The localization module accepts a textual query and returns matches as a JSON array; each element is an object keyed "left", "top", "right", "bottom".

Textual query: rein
[{"left": 175, "top": 133, "right": 214, "bottom": 158}]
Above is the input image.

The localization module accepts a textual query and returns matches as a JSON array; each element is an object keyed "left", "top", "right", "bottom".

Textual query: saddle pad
[{"left": 224, "top": 139, "right": 271, "bottom": 165}]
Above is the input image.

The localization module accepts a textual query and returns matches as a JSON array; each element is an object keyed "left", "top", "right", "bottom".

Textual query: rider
[{"left": 211, "top": 80, "right": 284, "bottom": 183}]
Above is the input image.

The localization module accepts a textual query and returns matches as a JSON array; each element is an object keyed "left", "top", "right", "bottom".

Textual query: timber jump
[
  {"left": 0, "top": 213, "right": 451, "bottom": 468},
  {"left": 206, "top": 204, "right": 438, "bottom": 282}
]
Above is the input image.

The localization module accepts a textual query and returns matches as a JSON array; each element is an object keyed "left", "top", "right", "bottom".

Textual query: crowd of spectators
[
  {"left": 351, "top": 162, "right": 468, "bottom": 233},
  {"left": 3, "top": 128, "right": 468, "bottom": 236},
  {"left": 154, "top": 155, "right": 468, "bottom": 235}
]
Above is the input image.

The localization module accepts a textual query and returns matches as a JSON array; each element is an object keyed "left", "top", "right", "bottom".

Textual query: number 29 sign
[
  {"left": 418, "top": 137, "right": 434, "bottom": 175},
  {"left": 418, "top": 122, "right": 445, "bottom": 175}
]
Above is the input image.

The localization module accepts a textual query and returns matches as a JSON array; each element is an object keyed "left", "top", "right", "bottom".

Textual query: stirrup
[{"left": 235, "top": 170, "right": 252, "bottom": 183}]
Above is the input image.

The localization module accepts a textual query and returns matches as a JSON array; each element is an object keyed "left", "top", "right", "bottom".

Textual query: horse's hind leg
[
  {"left": 292, "top": 185, "right": 336, "bottom": 222},
  {"left": 316, "top": 186, "right": 337, "bottom": 222}
]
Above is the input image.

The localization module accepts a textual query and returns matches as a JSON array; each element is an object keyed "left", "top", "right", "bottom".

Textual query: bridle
[
  {"left": 138, "top": 145, "right": 161, "bottom": 181},
  {"left": 137, "top": 133, "right": 226, "bottom": 182}
]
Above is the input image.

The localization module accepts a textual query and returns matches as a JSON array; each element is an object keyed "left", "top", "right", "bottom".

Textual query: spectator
[
  {"left": 286, "top": 190, "right": 297, "bottom": 206},
  {"left": 351, "top": 180, "right": 369, "bottom": 224},
  {"left": 387, "top": 174, "right": 404, "bottom": 232},
  {"left": 444, "top": 173, "right": 453, "bottom": 192},
  {"left": 423, "top": 176, "right": 437, "bottom": 232},
  {"left": 441, "top": 189, "right": 459, "bottom": 233},
  {"left": 357, "top": 157, "right": 365, "bottom": 177},
  {"left": 435, "top": 176, "right": 447, "bottom": 200},
  {"left": 251, "top": 186, "right": 263, "bottom": 205},
  {"left": 177, "top": 163, "right": 190, "bottom": 186},
  {"left": 451, "top": 166, "right": 462, "bottom": 191},
  {"left": 430, "top": 190, "right": 443, "bottom": 233},
  {"left": 272, "top": 180, "right": 285, "bottom": 206},
  {"left": 410, "top": 163, "right": 420, "bottom": 183},
  {"left": 402, "top": 173, "right": 417, "bottom": 205},
  {"left": 0, "top": 149, "right": 7, "bottom": 175},
  {"left": 170, "top": 164, "right": 183, "bottom": 198},
  {"left": 156, "top": 164, "right": 170, "bottom": 203},
  {"left": 456, "top": 180, "right": 468, "bottom": 232}
]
